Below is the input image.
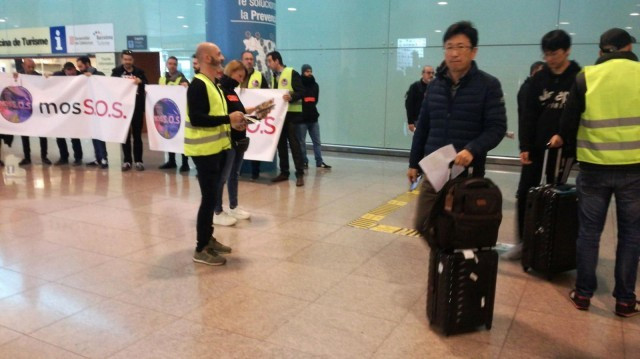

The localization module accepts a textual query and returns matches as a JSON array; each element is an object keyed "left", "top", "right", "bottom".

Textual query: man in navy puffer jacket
[{"left": 408, "top": 21, "right": 507, "bottom": 232}]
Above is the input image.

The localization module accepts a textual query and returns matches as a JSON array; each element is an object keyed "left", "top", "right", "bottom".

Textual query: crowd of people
[{"left": 406, "top": 21, "right": 640, "bottom": 317}]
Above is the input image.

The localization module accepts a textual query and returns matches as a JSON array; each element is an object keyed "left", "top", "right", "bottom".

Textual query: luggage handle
[{"left": 541, "top": 145, "right": 563, "bottom": 185}]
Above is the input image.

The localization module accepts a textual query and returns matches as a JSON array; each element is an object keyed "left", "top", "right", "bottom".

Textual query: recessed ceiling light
[
  {"left": 569, "top": 32, "right": 576, "bottom": 35},
  {"left": 287, "top": 7, "right": 297, "bottom": 11},
  {"left": 435, "top": 30, "right": 442, "bottom": 33},
  {"left": 631, "top": 12, "right": 640, "bottom": 16},
  {"left": 183, "top": 25, "right": 189, "bottom": 28},
  {"left": 559, "top": 21, "right": 570, "bottom": 25},
  {"left": 0, "top": 19, "right": 5, "bottom": 23},
  {"left": 438, "top": 1, "right": 448, "bottom": 5},
  {"left": 626, "top": 26, "right": 633, "bottom": 30},
  {"left": 195, "top": 2, "right": 202, "bottom": 5},
  {"left": 177, "top": 16, "right": 185, "bottom": 19}
]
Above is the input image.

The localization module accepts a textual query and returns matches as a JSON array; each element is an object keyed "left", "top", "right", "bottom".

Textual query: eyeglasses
[{"left": 443, "top": 45, "right": 474, "bottom": 53}]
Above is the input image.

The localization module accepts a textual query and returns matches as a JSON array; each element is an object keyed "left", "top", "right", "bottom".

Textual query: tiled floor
[{"left": 0, "top": 140, "right": 635, "bottom": 358}]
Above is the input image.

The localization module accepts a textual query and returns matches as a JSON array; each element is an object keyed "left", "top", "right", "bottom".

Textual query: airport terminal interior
[{"left": 1, "top": 0, "right": 640, "bottom": 358}]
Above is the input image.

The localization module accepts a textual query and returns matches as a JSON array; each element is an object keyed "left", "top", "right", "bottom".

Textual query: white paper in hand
[{"left": 418, "top": 144, "right": 464, "bottom": 192}]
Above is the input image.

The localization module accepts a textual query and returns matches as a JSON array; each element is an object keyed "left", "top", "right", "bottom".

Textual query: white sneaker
[
  {"left": 213, "top": 212, "right": 237, "bottom": 226},
  {"left": 228, "top": 207, "right": 251, "bottom": 220},
  {"left": 501, "top": 243, "right": 522, "bottom": 260}
]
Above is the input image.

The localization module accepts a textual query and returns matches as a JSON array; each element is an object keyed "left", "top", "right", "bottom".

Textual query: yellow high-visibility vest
[
  {"left": 184, "top": 73, "right": 231, "bottom": 156},
  {"left": 248, "top": 70, "right": 263, "bottom": 88},
  {"left": 577, "top": 59, "right": 640, "bottom": 165},
  {"left": 159, "top": 75, "right": 183, "bottom": 86},
  {"left": 271, "top": 67, "right": 302, "bottom": 112}
]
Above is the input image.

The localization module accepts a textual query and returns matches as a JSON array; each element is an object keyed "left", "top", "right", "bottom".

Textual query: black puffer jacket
[{"left": 409, "top": 61, "right": 507, "bottom": 176}]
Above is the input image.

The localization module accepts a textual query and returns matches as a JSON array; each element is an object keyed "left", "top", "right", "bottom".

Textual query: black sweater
[
  {"left": 405, "top": 79, "right": 428, "bottom": 125},
  {"left": 219, "top": 75, "right": 246, "bottom": 141},
  {"left": 111, "top": 65, "right": 148, "bottom": 107},
  {"left": 301, "top": 75, "right": 319, "bottom": 123},
  {"left": 519, "top": 61, "right": 581, "bottom": 152}
]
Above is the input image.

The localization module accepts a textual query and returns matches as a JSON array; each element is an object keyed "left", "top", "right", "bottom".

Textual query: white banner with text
[
  {"left": 144, "top": 85, "right": 187, "bottom": 154},
  {"left": 0, "top": 73, "right": 136, "bottom": 142}
]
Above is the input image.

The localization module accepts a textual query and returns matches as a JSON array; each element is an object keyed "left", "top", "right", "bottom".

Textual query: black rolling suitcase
[
  {"left": 521, "top": 148, "right": 578, "bottom": 278},
  {"left": 427, "top": 248, "right": 498, "bottom": 336}
]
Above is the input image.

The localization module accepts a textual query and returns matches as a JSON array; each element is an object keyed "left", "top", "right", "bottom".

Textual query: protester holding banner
[
  {"left": 112, "top": 50, "right": 148, "bottom": 171},
  {"left": 52, "top": 62, "right": 83, "bottom": 166},
  {"left": 187, "top": 42, "right": 246, "bottom": 266},
  {"left": 192, "top": 53, "right": 200, "bottom": 75},
  {"left": 241, "top": 50, "right": 269, "bottom": 180},
  {"left": 158, "top": 56, "right": 191, "bottom": 172},
  {"left": 266, "top": 51, "right": 306, "bottom": 187},
  {"left": 213, "top": 60, "right": 258, "bottom": 226},
  {"left": 18, "top": 58, "right": 51, "bottom": 166},
  {"left": 77, "top": 56, "right": 109, "bottom": 169}
]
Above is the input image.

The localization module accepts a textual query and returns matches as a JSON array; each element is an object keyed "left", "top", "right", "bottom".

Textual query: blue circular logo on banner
[
  {"left": 0, "top": 86, "right": 33, "bottom": 123},
  {"left": 153, "top": 98, "right": 181, "bottom": 139}
]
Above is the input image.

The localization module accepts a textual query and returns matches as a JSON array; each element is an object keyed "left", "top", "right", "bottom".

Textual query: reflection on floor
[{"left": 0, "top": 141, "right": 636, "bottom": 358}]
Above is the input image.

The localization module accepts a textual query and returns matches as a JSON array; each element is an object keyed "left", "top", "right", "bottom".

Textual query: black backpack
[{"left": 423, "top": 174, "right": 503, "bottom": 250}]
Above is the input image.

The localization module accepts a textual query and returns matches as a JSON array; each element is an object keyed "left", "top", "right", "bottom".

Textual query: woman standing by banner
[{"left": 213, "top": 60, "right": 256, "bottom": 226}]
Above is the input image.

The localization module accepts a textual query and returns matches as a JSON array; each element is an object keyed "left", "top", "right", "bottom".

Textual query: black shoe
[
  {"left": 86, "top": 160, "right": 100, "bottom": 167},
  {"left": 296, "top": 177, "right": 304, "bottom": 187},
  {"left": 100, "top": 160, "right": 109, "bottom": 169},
  {"left": 568, "top": 290, "right": 590, "bottom": 311},
  {"left": 54, "top": 159, "right": 69, "bottom": 166},
  {"left": 159, "top": 161, "right": 177, "bottom": 170},
  {"left": 179, "top": 164, "right": 190, "bottom": 172},
  {"left": 317, "top": 162, "right": 332, "bottom": 169},
  {"left": 271, "top": 173, "right": 289, "bottom": 182},
  {"left": 251, "top": 174, "right": 259, "bottom": 180},
  {"left": 615, "top": 300, "right": 640, "bottom": 317},
  {"left": 42, "top": 158, "right": 52, "bottom": 165},
  {"left": 122, "top": 162, "right": 132, "bottom": 171},
  {"left": 18, "top": 158, "right": 31, "bottom": 166},
  {"left": 72, "top": 159, "right": 83, "bottom": 166}
]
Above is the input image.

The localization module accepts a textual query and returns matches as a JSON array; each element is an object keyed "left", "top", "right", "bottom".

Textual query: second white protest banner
[{"left": 144, "top": 84, "right": 187, "bottom": 154}]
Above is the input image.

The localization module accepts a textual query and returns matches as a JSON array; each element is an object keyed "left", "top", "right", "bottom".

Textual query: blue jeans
[
  {"left": 295, "top": 122, "right": 323, "bottom": 166},
  {"left": 92, "top": 139, "right": 108, "bottom": 162},
  {"left": 575, "top": 170, "right": 640, "bottom": 303},
  {"left": 214, "top": 148, "right": 244, "bottom": 213}
]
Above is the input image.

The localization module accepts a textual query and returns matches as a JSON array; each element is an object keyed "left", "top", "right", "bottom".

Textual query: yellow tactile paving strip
[{"left": 348, "top": 189, "right": 421, "bottom": 237}]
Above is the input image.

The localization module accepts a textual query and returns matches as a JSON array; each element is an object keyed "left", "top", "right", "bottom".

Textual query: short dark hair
[
  {"left": 241, "top": 50, "right": 254, "bottom": 59},
  {"left": 529, "top": 61, "right": 545, "bottom": 75},
  {"left": 266, "top": 51, "right": 282, "bottom": 65},
  {"left": 443, "top": 21, "right": 478, "bottom": 48},
  {"left": 541, "top": 30, "right": 571, "bottom": 52},
  {"left": 63, "top": 62, "right": 76, "bottom": 70},
  {"left": 167, "top": 56, "right": 178, "bottom": 62},
  {"left": 76, "top": 56, "right": 91, "bottom": 66},
  {"left": 121, "top": 50, "right": 133, "bottom": 57}
]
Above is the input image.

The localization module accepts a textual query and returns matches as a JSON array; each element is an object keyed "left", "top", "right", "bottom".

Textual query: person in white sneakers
[{"left": 213, "top": 60, "right": 255, "bottom": 226}]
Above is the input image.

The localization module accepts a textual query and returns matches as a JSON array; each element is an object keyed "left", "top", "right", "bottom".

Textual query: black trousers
[
  {"left": 277, "top": 115, "right": 305, "bottom": 177},
  {"left": 167, "top": 152, "right": 189, "bottom": 165},
  {"left": 192, "top": 151, "right": 226, "bottom": 251},
  {"left": 21, "top": 136, "right": 48, "bottom": 160},
  {"left": 122, "top": 107, "right": 144, "bottom": 163},
  {"left": 56, "top": 138, "right": 83, "bottom": 161},
  {"left": 516, "top": 149, "right": 557, "bottom": 240}
]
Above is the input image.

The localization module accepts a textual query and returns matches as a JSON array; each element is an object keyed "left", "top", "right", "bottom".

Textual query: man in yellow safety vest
[{"left": 550, "top": 28, "right": 640, "bottom": 317}]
